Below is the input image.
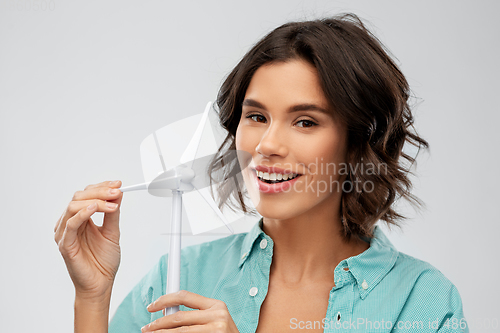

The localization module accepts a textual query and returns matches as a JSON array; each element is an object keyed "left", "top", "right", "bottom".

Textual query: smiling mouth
[{"left": 253, "top": 170, "right": 302, "bottom": 184}]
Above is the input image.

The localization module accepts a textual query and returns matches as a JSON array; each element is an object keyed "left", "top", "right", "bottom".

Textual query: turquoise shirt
[{"left": 110, "top": 218, "right": 468, "bottom": 332}]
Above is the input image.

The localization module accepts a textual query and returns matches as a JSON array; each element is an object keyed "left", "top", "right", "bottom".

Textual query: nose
[{"left": 255, "top": 122, "right": 289, "bottom": 158}]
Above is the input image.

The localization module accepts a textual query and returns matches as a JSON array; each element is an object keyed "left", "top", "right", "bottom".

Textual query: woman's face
[{"left": 235, "top": 59, "right": 348, "bottom": 220}]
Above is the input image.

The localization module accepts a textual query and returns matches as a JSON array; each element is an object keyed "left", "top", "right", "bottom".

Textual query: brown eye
[
  {"left": 296, "top": 119, "right": 317, "bottom": 128},
  {"left": 247, "top": 114, "right": 266, "bottom": 123}
]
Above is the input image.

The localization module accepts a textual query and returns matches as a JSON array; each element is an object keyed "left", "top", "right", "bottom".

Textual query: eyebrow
[{"left": 242, "top": 99, "right": 330, "bottom": 115}]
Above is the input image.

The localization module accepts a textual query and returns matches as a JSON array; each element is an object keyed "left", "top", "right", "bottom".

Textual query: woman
[{"left": 55, "top": 14, "right": 468, "bottom": 332}]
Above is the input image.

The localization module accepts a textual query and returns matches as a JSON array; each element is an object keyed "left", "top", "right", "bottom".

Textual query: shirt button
[
  {"left": 249, "top": 287, "right": 258, "bottom": 297},
  {"left": 260, "top": 239, "right": 268, "bottom": 249},
  {"left": 361, "top": 280, "right": 369, "bottom": 290}
]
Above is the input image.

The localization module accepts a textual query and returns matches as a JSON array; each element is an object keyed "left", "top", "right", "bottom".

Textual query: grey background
[{"left": 1, "top": 0, "right": 499, "bottom": 332}]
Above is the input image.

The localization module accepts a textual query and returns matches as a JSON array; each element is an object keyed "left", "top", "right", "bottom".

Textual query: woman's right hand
[{"left": 55, "top": 180, "right": 123, "bottom": 301}]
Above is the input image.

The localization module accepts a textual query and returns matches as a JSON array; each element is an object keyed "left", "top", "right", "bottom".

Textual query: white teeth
[{"left": 256, "top": 171, "right": 298, "bottom": 182}]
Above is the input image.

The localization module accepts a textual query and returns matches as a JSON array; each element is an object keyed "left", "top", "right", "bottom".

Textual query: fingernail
[
  {"left": 87, "top": 203, "right": 97, "bottom": 211},
  {"left": 141, "top": 324, "right": 150, "bottom": 332},
  {"left": 109, "top": 180, "right": 120, "bottom": 186},
  {"left": 110, "top": 189, "right": 119, "bottom": 194},
  {"left": 106, "top": 202, "right": 118, "bottom": 209}
]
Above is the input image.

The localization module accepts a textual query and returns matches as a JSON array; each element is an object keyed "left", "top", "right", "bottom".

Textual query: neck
[{"left": 262, "top": 199, "right": 369, "bottom": 285}]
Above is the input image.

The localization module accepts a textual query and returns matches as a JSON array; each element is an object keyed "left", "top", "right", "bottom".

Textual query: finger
[
  {"left": 55, "top": 198, "right": 120, "bottom": 243},
  {"left": 144, "top": 325, "right": 206, "bottom": 333},
  {"left": 54, "top": 213, "right": 65, "bottom": 244},
  {"left": 72, "top": 185, "right": 122, "bottom": 202},
  {"left": 142, "top": 309, "right": 223, "bottom": 332},
  {"left": 54, "top": 212, "right": 64, "bottom": 233},
  {"left": 60, "top": 186, "right": 121, "bottom": 229},
  {"left": 83, "top": 180, "right": 122, "bottom": 191},
  {"left": 101, "top": 191, "right": 123, "bottom": 238},
  {"left": 147, "top": 290, "right": 219, "bottom": 312},
  {"left": 64, "top": 181, "right": 121, "bottom": 222},
  {"left": 66, "top": 199, "right": 120, "bottom": 216},
  {"left": 58, "top": 203, "right": 98, "bottom": 255},
  {"left": 55, "top": 181, "right": 122, "bottom": 245}
]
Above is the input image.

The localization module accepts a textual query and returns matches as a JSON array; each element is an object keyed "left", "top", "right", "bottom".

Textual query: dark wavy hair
[{"left": 208, "top": 13, "right": 429, "bottom": 240}]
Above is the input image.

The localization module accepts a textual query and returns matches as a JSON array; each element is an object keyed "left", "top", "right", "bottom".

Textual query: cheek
[
  {"left": 302, "top": 139, "right": 346, "bottom": 176},
  {"left": 235, "top": 124, "right": 243, "bottom": 150},
  {"left": 235, "top": 124, "right": 253, "bottom": 152},
  {"left": 235, "top": 126, "right": 247, "bottom": 172},
  {"left": 325, "top": 141, "right": 346, "bottom": 163}
]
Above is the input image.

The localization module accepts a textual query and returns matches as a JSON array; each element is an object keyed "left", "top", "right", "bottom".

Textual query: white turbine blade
[
  {"left": 140, "top": 113, "right": 204, "bottom": 184},
  {"left": 180, "top": 102, "right": 214, "bottom": 167},
  {"left": 182, "top": 150, "right": 254, "bottom": 234},
  {"left": 140, "top": 134, "right": 167, "bottom": 184},
  {"left": 182, "top": 189, "right": 228, "bottom": 235},
  {"left": 207, "top": 103, "right": 227, "bottom": 149},
  {"left": 193, "top": 182, "right": 234, "bottom": 234},
  {"left": 136, "top": 102, "right": 256, "bottom": 235},
  {"left": 184, "top": 171, "right": 253, "bottom": 235}
]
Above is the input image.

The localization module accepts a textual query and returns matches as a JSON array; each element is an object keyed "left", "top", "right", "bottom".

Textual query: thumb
[{"left": 101, "top": 182, "right": 123, "bottom": 240}]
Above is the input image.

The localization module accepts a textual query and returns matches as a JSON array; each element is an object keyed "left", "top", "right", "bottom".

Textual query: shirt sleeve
[
  {"left": 435, "top": 284, "right": 469, "bottom": 333},
  {"left": 109, "top": 254, "right": 168, "bottom": 333},
  {"left": 394, "top": 267, "right": 468, "bottom": 333}
]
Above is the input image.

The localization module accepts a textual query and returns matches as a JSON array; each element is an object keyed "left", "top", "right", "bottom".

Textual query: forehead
[{"left": 244, "top": 59, "right": 329, "bottom": 110}]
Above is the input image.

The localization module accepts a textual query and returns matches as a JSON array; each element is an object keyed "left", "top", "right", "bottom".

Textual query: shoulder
[
  {"left": 386, "top": 251, "right": 466, "bottom": 325},
  {"left": 125, "top": 232, "right": 249, "bottom": 300},
  {"left": 369, "top": 227, "right": 461, "bottom": 298},
  {"left": 179, "top": 232, "right": 247, "bottom": 285},
  {"left": 140, "top": 232, "right": 248, "bottom": 283},
  {"left": 392, "top": 251, "right": 459, "bottom": 293},
  {"left": 180, "top": 232, "right": 247, "bottom": 265},
  {"left": 364, "top": 228, "right": 466, "bottom": 326},
  {"left": 110, "top": 232, "right": 250, "bottom": 327}
]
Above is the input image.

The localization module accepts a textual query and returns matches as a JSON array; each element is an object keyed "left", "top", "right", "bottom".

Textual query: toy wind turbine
[{"left": 119, "top": 102, "right": 254, "bottom": 315}]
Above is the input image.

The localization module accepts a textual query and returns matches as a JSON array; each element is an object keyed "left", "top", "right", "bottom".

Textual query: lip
[{"left": 250, "top": 169, "right": 302, "bottom": 194}]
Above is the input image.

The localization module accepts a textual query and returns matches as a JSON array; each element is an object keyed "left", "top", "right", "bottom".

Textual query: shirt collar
[
  {"left": 238, "top": 218, "right": 398, "bottom": 299},
  {"left": 343, "top": 225, "right": 398, "bottom": 299},
  {"left": 238, "top": 217, "right": 266, "bottom": 267}
]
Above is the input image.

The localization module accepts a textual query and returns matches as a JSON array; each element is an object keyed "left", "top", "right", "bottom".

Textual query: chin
[{"left": 255, "top": 202, "right": 306, "bottom": 221}]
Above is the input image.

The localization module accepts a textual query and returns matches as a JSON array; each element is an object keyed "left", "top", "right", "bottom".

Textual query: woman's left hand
[{"left": 142, "top": 290, "right": 240, "bottom": 332}]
